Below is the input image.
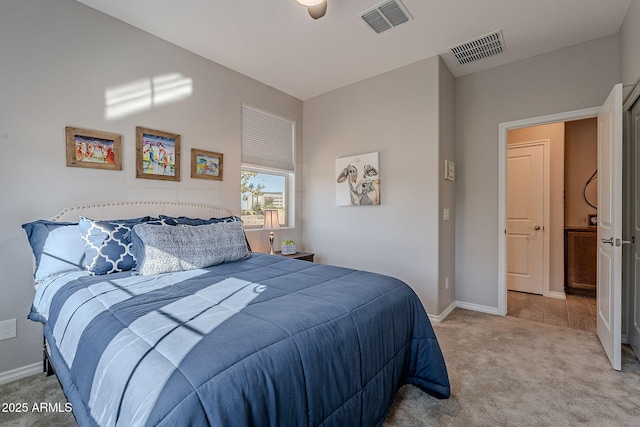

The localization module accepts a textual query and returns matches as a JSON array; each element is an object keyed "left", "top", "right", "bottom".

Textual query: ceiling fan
[{"left": 295, "top": 0, "right": 327, "bottom": 20}]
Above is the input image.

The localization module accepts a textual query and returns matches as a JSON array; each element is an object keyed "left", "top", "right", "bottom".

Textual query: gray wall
[
  {"left": 619, "top": 0, "right": 640, "bottom": 343},
  {"left": 455, "top": 35, "right": 620, "bottom": 310},
  {"left": 0, "top": 0, "right": 302, "bottom": 376},
  {"left": 621, "top": 0, "right": 640, "bottom": 95},
  {"left": 302, "top": 56, "right": 455, "bottom": 316},
  {"left": 438, "top": 58, "right": 456, "bottom": 314}
]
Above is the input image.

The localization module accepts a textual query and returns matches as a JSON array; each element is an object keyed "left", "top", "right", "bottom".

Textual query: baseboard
[
  {"left": 547, "top": 291, "right": 566, "bottom": 300},
  {"left": 0, "top": 362, "right": 41, "bottom": 386},
  {"left": 430, "top": 300, "right": 500, "bottom": 322},
  {"left": 429, "top": 301, "right": 456, "bottom": 324},
  {"left": 455, "top": 300, "right": 500, "bottom": 316}
]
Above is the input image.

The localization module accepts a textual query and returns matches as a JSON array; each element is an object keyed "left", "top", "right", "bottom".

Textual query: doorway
[
  {"left": 500, "top": 85, "right": 627, "bottom": 371},
  {"left": 505, "top": 120, "right": 598, "bottom": 331},
  {"left": 497, "top": 106, "right": 601, "bottom": 316}
]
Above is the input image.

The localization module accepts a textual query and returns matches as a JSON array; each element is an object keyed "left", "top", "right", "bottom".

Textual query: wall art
[
  {"left": 336, "top": 151, "right": 380, "bottom": 206},
  {"left": 66, "top": 126, "right": 122, "bottom": 170},
  {"left": 136, "top": 126, "right": 180, "bottom": 181},
  {"left": 191, "top": 148, "right": 223, "bottom": 181}
]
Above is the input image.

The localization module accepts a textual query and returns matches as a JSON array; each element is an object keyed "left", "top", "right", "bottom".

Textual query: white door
[
  {"left": 597, "top": 83, "right": 623, "bottom": 371},
  {"left": 507, "top": 143, "right": 545, "bottom": 294},
  {"left": 629, "top": 90, "right": 640, "bottom": 361}
]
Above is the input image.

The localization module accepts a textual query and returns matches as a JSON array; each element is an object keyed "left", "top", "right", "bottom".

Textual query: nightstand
[{"left": 275, "top": 251, "right": 314, "bottom": 262}]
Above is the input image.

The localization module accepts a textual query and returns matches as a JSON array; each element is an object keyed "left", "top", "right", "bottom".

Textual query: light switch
[{"left": 443, "top": 208, "right": 450, "bottom": 221}]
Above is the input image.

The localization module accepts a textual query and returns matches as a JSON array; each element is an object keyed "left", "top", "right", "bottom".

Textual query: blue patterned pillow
[
  {"left": 158, "top": 215, "right": 240, "bottom": 226},
  {"left": 79, "top": 216, "right": 149, "bottom": 275},
  {"left": 210, "top": 215, "right": 244, "bottom": 224}
]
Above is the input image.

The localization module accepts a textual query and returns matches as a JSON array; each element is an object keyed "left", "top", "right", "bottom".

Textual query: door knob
[
  {"left": 529, "top": 225, "right": 541, "bottom": 230},
  {"left": 601, "top": 237, "right": 614, "bottom": 245}
]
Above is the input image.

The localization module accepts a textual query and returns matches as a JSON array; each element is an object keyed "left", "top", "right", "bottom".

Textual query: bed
[{"left": 23, "top": 201, "right": 450, "bottom": 426}]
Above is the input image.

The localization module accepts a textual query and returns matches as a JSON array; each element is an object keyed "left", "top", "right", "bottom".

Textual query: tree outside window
[{"left": 241, "top": 169, "right": 288, "bottom": 228}]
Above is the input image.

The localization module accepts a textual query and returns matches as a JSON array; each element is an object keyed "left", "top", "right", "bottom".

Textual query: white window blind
[{"left": 242, "top": 105, "right": 294, "bottom": 172}]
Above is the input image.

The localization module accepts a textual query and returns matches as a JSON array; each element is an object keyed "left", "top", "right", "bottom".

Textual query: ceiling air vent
[
  {"left": 449, "top": 30, "right": 506, "bottom": 65},
  {"left": 360, "top": 0, "right": 412, "bottom": 34}
]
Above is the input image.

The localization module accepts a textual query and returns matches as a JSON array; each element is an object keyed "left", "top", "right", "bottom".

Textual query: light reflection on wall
[{"left": 105, "top": 73, "right": 193, "bottom": 120}]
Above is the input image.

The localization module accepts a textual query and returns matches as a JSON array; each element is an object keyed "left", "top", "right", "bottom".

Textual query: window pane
[{"left": 241, "top": 169, "right": 287, "bottom": 228}]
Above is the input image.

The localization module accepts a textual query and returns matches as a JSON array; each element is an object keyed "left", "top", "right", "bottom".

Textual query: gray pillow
[{"left": 130, "top": 222, "right": 251, "bottom": 276}]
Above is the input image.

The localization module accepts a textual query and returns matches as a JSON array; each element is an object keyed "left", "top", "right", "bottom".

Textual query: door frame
[
  {"left": 498, "top": 107, "right": 601, "bottom": 316},
  {"left": 623, "top": 83, "right": 640, "bottom": 353},
  {"left": 507, "top": 140, "right": 551, "bottom": 296}
]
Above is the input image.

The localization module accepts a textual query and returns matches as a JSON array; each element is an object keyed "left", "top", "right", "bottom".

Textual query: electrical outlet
[{"left": 0, "top": 319, "right": 16, "bottom": 340}]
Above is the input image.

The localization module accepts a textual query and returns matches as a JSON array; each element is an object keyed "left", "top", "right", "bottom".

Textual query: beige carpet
[
  {"left": 384, "top": 309, "right": 640, "bottom": 426},
  {"left": 1, "top": 308, "right": 639, "bottom": 426}
]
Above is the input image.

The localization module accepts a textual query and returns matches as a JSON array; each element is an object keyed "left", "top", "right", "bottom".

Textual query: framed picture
[
  {"left": 335, "top": 151, "right": 380, "bottom": 206},
  {"left": 136, "top": 126, "right": 180, "bottom": 181},
  {"left": 589, "top": 214, "right": 597, "bottom": 227},
  {"left": 191, "top": 149, "right": 223, "bottom": 181},
  {"left": 66, "top": 127, "right": 122, "bottom": 170}
]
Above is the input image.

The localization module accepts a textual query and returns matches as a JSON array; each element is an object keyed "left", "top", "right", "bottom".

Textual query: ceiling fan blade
[{"left": 308, "top": 1, "right": 327, "bottom": 19}]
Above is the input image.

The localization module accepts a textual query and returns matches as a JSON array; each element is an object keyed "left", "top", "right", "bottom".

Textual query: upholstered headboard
[{"left": 51, "top": 201, "right": 233, "bottom": 222}]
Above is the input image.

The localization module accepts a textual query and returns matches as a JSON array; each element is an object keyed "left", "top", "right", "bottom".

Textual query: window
[
  {"left": 241, "top": 167, "right": 290, "bottom": 228},
  {"left": 241, "top": 105, "right": 294, "bottom": 229}
]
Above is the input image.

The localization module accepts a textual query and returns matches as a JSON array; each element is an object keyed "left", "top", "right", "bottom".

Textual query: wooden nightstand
[{"left": 275, "top": 251, "right": 314, "bottom": 262}]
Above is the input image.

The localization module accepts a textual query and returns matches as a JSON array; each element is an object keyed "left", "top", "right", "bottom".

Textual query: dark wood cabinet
[
  {"left": 275, "top": 251, "right": 314, "bottom": 262},
  {"left": 564, "top": 228, "right": 597, "bottom": 295}
]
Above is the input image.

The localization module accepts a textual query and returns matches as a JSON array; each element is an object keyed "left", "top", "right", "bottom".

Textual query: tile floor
[{"left": 507, "top": 290, "right": 597, "bottom": 333}]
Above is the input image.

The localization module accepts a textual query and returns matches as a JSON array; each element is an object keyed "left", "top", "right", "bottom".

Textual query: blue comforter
[{"left": 30, "top": 253, "right": 449, "bottom": 426}]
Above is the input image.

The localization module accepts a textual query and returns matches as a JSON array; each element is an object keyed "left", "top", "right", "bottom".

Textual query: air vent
[
  {"left": 449, "top": 30, "right": 506, "bottom": 65},
  {"left": 360, "top": 0, "right": 412, "bottom": 34}
]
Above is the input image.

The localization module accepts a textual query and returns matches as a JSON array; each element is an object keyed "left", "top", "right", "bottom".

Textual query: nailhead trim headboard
[{"left": 51, "top": 201, "right": 233, "bottom": 222}]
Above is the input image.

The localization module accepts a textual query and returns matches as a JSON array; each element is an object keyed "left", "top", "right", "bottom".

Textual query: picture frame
[
  {"left": 136, "top": 126, "right": 180, "bottom": 181},
  {"left": 191, "top": 148, "right": 223, "bottom": 181},
  {"left": 588, "top": 214, "right": 597, "bottom": 227},
  {"left": 66, "top": 127, "right": 122, "bottom": 170},
  {"left": 335, "top": 152, "right": 380, "bottom": 206}
]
